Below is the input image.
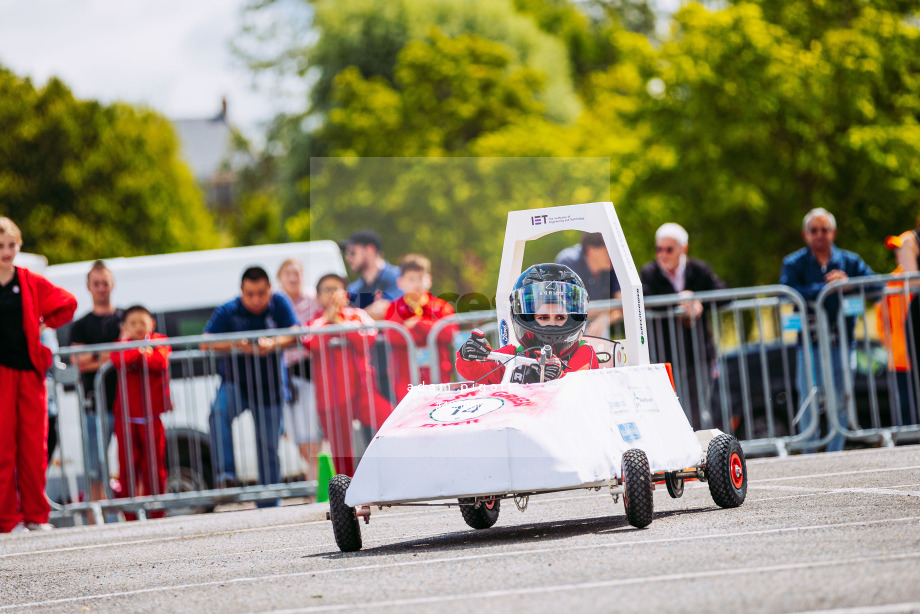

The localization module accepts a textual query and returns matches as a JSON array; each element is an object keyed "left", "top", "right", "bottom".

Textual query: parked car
[{"left": 709, "top": 340, "right": 892, "bottom": 442}]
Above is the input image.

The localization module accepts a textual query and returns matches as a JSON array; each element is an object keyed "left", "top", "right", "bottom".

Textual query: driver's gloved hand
[
  {"left": 510, "top": 364, "right": 542, "bottom": 384},
  {"left": 459, "top": 329, "right": 492, "bottom": 361},
  {"left": 543, "top": 356, "right": 562, "bottom": 381}
]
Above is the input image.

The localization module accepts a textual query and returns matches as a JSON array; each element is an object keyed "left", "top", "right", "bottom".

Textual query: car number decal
[{"left": 430, "top": 397, "right": 505, "bottom": 423}]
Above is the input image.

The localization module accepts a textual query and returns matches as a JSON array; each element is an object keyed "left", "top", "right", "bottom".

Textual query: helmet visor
[{"left": 511, "top": 281, "right": 588, "bottom": 316}]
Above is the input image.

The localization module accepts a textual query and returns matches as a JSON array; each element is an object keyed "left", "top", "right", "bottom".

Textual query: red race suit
[
  {"left": 110, "top": 333, "right": 172, "bottom": 519},
  {"left": 304, "top": 308, "right": 393, "bottom": 476},
  {"left": 384, "top": 292, "right": 458, "bottom": 402},
  {"left": 0, "top": 267, "right": 76, "bottom": 533},
  {"left": 456, "top": 341, "right": 599, "bottom": 386}
]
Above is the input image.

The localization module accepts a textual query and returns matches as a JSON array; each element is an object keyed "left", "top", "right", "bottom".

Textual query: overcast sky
[
  {"left": 0, "top": 0, "right": 298, "bottom": 140},
  {"left": 0, "top": 0, "right": 681, "bottom": 143}
]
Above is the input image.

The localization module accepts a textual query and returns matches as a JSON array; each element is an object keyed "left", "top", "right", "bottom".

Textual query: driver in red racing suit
[{"left": 457, "top": 264, "right": 598, "bottom": 385}]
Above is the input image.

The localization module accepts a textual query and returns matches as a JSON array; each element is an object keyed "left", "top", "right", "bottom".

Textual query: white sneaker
[
  {"left": 9, "top": 522, "right": 29, "bottom": 534},
  {"left": 25, "top": 522, "right": 53, "bottom": 532}
]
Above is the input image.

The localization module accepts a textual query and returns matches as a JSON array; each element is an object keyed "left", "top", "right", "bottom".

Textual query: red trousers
[
  {"left": 115, "top": 420, "right": 167, "bottom": 520},
  {"left": 317, "top": 407, "right": 357, "bottom": 477},
  {"left": 0, "top": 365, "right": 50, "bottom": 532}
]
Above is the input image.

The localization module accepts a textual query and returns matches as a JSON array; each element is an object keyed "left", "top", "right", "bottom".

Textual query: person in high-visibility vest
[{"left": 877, "top": 234, "right": 914, "bottom": 426}]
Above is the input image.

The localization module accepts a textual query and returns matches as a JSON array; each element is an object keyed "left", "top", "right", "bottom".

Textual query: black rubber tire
[
  {"left": 706, "top": 434, "right": 747, "bottom": 509},
  {"left": 622, "top": 449, "right": 654, "bottom": 528},
  {"left": 329, "top": 474, "right": 362, "bottom": 552},
  {"left": 458, "top": 497, "right": 500, "bottom": 529},
  {"left": 665, "top": 472, "right": 684, "bottom": 499}
]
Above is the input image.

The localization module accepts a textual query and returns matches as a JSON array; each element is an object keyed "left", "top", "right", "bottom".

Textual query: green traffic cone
[{"left": 315, "top": 452, "right": 335, "bottom": 503}]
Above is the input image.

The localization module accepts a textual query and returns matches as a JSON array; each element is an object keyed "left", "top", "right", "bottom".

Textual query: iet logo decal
[
  {"left": 430, "top": 397, "right": 505, "bottom": 423},
  {"left": 618, "top": 422, "right": 642, "bottom": 442},
  {"left": 531, "top": 215, "right": 549, "bottom": 225}
]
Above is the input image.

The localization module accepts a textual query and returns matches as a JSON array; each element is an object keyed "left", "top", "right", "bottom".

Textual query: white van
[
  {"left": 13, "top": 252, "right": 48, "bottom": 272},
  {"left": 42, "top": 241, "right": 347, "bottom": 508}
]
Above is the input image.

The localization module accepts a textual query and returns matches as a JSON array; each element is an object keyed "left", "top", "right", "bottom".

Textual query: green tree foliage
[
  {"left": 239, "top": 0, "right": 580, "bottom": 122},
  {"left": 611, "top": 3, "right": 920, "bottom": 286},
  {"left": 321, "top": 29, "right": 546, "bottom": 156},
  {"left": 0, "top": 67, "right": 219, "bottom": 264},
  {"left": 239, "top": 0, "right": 920, "bottom": 293},
  {"left": 306, "top": 157, "right": 610, "bottom": 298}
]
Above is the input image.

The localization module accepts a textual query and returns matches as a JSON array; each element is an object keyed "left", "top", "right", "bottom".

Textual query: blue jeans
[
  {"left": 796, "top": 344, "right": 850, "bottom": 453},
  {"left": 84, "top": 410, "right": 114, "bottom": 481},
  {"left": 209, "top": 381, "right": 283, "bottom": 506}
]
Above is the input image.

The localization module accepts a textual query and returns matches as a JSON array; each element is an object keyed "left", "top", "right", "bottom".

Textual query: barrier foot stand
[
  {"left": 316, "top": 453, "right": 335, "bottom": 503},
  {"left": 881, "top": 431, "right": 895, "bottom": 448},
  {"left": 775, "top": 440, "right": 789, "bottom": 458}
]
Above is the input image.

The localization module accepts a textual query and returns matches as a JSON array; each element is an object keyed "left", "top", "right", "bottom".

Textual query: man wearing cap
[
  {"left": 343, "top": 230, "right": 403, "bottom": 321},
  {"left": 641, "top": 223, "right": 727, "bottom": 428}
]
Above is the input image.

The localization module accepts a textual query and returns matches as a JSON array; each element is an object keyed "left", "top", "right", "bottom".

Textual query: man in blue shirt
[
  {"left": 781, "top": 208, "right": 874, "bottom": 452},
  {"left": 344, "top": 230, "right": 403, "bottom": 321},
  {"left": 555, "top": 232, "right": 621, "bottom": 337},
  {"left": 202, "top": 266, "right": 297, "bottom": 501}
]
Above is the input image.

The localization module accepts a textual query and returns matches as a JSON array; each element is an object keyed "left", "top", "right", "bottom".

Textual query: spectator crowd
[{"left": 4, "top": 205, "right": 920, "bottom": 533}]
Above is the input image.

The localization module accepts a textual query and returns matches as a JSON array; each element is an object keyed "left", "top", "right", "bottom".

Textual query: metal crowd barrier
[
  {"left": 45, "top": 278, "right": 919, "bottom": 522},
  {"left": 46, "top": 322, "right": 415, "bottom": 523},
  {"left": 815, "top": 272, "right": 920, "bottom": 448}
]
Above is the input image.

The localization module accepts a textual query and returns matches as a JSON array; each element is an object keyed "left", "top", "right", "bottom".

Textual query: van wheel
[{"left": 166, "top": 466, "right": 214, "bottom": 515}]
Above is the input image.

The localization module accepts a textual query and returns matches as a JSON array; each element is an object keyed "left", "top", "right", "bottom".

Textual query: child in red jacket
[
  {"left": 305, "top": 274, "right": 393, "bottom": 477},
  {"left": 110, "top": 305, "right": 172, "bottom": 520},
  {"left": 384, "top": 254, "right": 458, "bottom": 402}
]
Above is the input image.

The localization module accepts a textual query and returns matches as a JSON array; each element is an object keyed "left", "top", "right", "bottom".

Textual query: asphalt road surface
[{"left": 2, "top": 445, "right": 920, "bottom": 614}]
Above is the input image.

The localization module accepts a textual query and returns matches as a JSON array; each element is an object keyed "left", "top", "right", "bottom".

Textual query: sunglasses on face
[{"left": 655, "top": 245, "right": 676, "bottom": 254}]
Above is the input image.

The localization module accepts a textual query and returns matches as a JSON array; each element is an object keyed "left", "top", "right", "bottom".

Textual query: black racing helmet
[{"left": 510, "top": 263, "right": 589, "bottom": 354}]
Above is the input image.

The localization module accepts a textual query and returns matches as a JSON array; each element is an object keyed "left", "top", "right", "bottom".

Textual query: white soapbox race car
[{"left": 328, "top": 202, "right": 747, "bottom": 552}]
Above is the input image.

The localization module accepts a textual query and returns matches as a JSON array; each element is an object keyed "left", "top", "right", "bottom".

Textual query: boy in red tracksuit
[
  {"left": 457, "top": 264, "right": 598, "bottom": 385},
  {"left": 305, "top": 274, "right": 393, "bottom": 476},
  {"left": 110, "top": 305, "right": 172, "bottom": 520},
  {"left": 384, "top": 254, "right": 458, "bottom": 402},
  {"left": 0, "top": 217, "right": 77, "bottom": 533}
]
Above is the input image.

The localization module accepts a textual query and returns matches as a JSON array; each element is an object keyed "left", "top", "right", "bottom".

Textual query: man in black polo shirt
[{"left": 69, "top": 260, "right": 123, "bottom": 507}]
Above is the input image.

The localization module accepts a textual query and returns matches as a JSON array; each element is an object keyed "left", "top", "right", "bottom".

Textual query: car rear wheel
[
  {"left": 665, "top": 471, "right": 684, "bottom": 498},
  {"left": 459, "top": 496, "right": 500, "bottom": 529},
  {"left": 706, "top": 434, "right": 747, "bottom": 508},
  {"left": 622, "top": 449, "right": 653, "bottom": 528}
]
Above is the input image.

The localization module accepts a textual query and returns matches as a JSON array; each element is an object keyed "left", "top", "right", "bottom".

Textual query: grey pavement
[{"left": 2, "top": 445, "right": 920, "bottom": 613}]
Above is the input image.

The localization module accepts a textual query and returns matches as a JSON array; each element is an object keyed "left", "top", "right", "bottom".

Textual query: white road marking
[
  {"left": 3, "top": 515, "right": 919, "bottom": 610},
  {"left": 746, "top": 446, "right": 920, "bottom": 465},
  {"left": 749, "top": 484, "right": 920, "bottom": 497},
  {"left": 794, "top": 603, "right": 920, "bottom": 614},
  {"left": 3, "top": 464, "right": 918, "bottom": 561},
  {"left": 750, "top": 465, "right": 920, "bottom": 483},
  {"left": 263, "top": 552, "right": 920, "bottom": 613}
]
